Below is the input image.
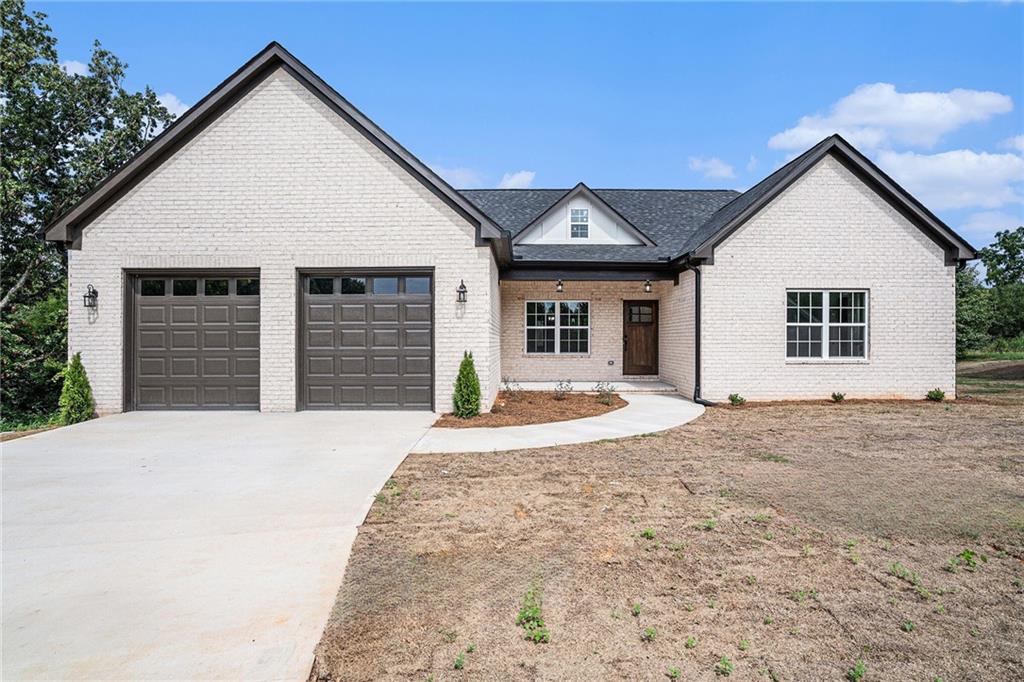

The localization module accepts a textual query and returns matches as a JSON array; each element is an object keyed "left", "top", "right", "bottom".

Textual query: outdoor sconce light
[
  {"left": 555, "top": 279, "right": 564, "bottom": 293},
  {"left": 643, "top": 279, "right": 652, "bottom": 293},
  {"left": 83, "top": 284, "right": 99, "bottom": 308},
  {"left": 456, "top": 279, "right": 468, "bottom": 303}
]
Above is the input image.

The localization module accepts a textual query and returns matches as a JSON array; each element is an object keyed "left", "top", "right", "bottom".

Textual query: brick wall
[
  {"left": 659, "top": 269, "right": 696, "bottom": 397},
  {"left": 68, "top": 68, "right": 499, "bottom": 413},
  {"left": 700, "top": 155, "right": 956, "bottom": 401},
  {"left": 499, "top": 279, "right": 679, "bottom": 383}
]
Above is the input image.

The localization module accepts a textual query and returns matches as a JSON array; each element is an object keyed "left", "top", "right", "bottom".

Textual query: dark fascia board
[
  {"left": 45, "top": 42, "right": 507, "bottom": 255},
  {"left": 510, "top": 182, "right": 656, "bottom": 246},
  {"left": 501, "top": 267, "right": 675, "bottom": 281},
  {"left": 687, "top": 135, "right": 977, "bottom": 266}
]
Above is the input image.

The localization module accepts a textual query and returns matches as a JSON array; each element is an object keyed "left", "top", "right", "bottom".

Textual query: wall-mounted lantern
[
  {"left": 456, "top": 279, "right": 468, "bottom": 303},
  {"left": 555, "top": 279, "right": 564, "bottom": 293},
  {"left": 643, "top": 279, "right": 652, "bottom": 294},
  {"left": 83, "top": 284, "right": 99, "bottom": 308}
]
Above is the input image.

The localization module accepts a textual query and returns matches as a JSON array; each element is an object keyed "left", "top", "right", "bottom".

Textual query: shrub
[
  {"left": 926, "top": 388, "right": 945, "bottom": 402},
  {"left": 595, "top": 381, "right": 616, "bottom": 406},
  {"left": 516, "top": 586, "right": 550, "bottom": 643},
  {"left": 831, "top": 392, "right": 845, "bottom": 403},
  {"left": 502, "top": 376, "right": 522, "bottom": 400},
  {"left": 452, "top": 351, "right": 481, "bottom": 418},
  {"left": 58, "top": 352, "right": 95, "bottom": 425},
  {"left": 728, "top": 393, "right": 746, "bottom": 406},
  {"left": 554, "top": 379, "right": 573, "bottom": 401}
]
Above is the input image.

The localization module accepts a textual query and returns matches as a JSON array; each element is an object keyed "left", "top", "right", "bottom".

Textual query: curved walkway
[{"left": 412, "top": 393, "right": 704, "bottom": 453}]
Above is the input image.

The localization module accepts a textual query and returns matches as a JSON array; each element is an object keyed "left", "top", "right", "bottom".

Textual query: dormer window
[{"left": 570, "top": 208, "right": 589, "bottom": 238}]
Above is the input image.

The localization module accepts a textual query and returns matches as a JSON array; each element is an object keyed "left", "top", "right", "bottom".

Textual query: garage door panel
[
  {"left": 132, "top": 274, "right": 259, "bottom": 410},
  {"left": 300, "top": 273, "right": 432, "bottom": 409}
]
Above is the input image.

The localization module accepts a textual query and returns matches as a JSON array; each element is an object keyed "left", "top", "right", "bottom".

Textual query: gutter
[{"left": 682, "top": 260, "right": 714, "bottom": 407}]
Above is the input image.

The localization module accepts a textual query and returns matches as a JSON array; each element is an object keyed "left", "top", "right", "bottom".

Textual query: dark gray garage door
[
  {"left": 130, "top": 274, "right": 260, "bottom": 410},
  {"left": 299, "top": 272, "right": 433, "bottom": 410}
]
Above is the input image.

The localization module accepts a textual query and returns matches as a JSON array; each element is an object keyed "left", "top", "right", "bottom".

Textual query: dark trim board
[{"left": 501, "top": 267, "right": 675, "bottom": 281}]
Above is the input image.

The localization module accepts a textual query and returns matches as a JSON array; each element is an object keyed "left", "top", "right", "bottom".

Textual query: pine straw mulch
[{"left": 434, "top": 390, "right": 627, "bottom": 428}]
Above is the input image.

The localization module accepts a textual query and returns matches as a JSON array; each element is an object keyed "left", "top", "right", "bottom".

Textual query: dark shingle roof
[{"left": 460, "top": 188, "right": 739, "bottom": 263}]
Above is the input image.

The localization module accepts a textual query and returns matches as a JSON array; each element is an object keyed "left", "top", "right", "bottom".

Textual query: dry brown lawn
[{"left": 312, "top": 370, "right": 1024, "bottom": 681}]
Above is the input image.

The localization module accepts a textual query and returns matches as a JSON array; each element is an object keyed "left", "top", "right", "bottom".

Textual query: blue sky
[{"left": 37, "top": 1, "right": 1024, "bottom": 250}]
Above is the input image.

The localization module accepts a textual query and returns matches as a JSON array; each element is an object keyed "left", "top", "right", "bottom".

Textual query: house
[{"left": 45, "top": 43, "right": 977, "bottom": 413}]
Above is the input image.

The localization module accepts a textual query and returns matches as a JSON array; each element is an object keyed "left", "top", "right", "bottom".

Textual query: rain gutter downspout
[{"left": 682, "top": 260, "right": 715, "bottom": 407}]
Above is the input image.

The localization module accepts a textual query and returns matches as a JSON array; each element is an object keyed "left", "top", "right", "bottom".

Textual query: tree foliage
[
  {"left": 979, "top": 227, "right": 1024, "bottom": 288},
  {"left": 956, "top": 226, "right": 1024, "bottom": 357},
  {"left": 452, "top": 351, "right": 481, "bottom": 418},
  {"left": 1, "top": 0, "right": 173, "bottom": 417},
  {"left": 58, "top": 351, "right": 94, "bottom": 424},
  {"left": 955, "top": 267, "right": 992, "bottom": 359}
]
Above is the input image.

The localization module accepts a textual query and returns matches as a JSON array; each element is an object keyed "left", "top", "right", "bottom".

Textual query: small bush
[
  {"left": 595, "top": 381, "right": 616, "bottom": 406},
  {"left": 452, "top": 351, "right": 481, "bottom": 418},
  {"left": 554, "top": 379, "right": 573, "bottom": 401},
  {"left": 831, "top": 392, "right": 846, "bottom": 403},
  {"left": 926, "top": 388, "right": 946, "bottom": 402},
  {"left": 58, "top": 352, "right": 95, "bottom": 425},
  {"left": 728, "top": 393, "right": 746, "bottom": 406},
  {"left": 516, "top": 586, "right": 550, "bottom": 643},
  {"left": 501, "top": 376, "right": 522, "bottom": 400}
]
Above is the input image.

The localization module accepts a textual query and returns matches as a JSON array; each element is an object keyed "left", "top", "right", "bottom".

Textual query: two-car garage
[{"left": 126, "top": 271, "right": 434, "bottom": 411}]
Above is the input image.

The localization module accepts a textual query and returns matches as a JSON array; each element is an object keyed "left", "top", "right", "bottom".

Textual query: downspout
[{"left": 683, "top": 261, "right": 715, "bottom": 407}]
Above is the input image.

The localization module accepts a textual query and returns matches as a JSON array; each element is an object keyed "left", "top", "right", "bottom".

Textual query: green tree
[
  {"left": 452, "top": 351, "right": 481, "bottom": 418},
  {"left": 978, "top": 226, "right": 1024, "bottom": 288},
  {"left": 58, "top": 351, "right": 94, "bottom": 424},
  {"left": 0, "top": 290, "right": 66, "bottom": 420},
  {"left": 955, "top": 266, "right": 992, "bottom": 359},
  {"left": 1, "top": 0, "right": 174, "bottom": 416}
]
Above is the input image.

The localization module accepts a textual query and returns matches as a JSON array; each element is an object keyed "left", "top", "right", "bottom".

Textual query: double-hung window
[
  {"left": 570, "top": 208, "right": 589, "bottom": 238},
  {"left": 525, "top": 301, "right": 590, "bottom": 354},
  {"left": 786, "top": 290, "right": 867, "bottom": 359}
]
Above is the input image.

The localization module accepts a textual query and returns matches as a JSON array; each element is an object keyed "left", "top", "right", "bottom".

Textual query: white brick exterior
[
  {"left": 499, "top": 279, "right": 677, "bottom": 383},
  {"left": 699, "top": 155, "right": 956, "bottom": 401},
  {"left": 659, "top": 269, "right": 696, "bottom": 397},
  {"left": 68, "top": 68, "right": 498, "bottom": 413}
]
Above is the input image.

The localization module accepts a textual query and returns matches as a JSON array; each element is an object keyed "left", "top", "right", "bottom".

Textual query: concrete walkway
[
  {"left": 2, "top": 410, "right": 433, "bottom": 681},
  {"left": 412, "top": 393, "right": 704, "bottom": 453}
]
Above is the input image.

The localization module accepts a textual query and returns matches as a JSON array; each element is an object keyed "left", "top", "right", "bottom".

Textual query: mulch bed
[
  {"left": 434, "top": 390, "right": 626, "bottom": 428},
  {"left": 0, "top": 424, "right": 61, "bottom": 442}
]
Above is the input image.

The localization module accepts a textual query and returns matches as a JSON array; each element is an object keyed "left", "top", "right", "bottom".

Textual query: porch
[{"left": 515, "top": 380, "right": 677, "bottom": 393}]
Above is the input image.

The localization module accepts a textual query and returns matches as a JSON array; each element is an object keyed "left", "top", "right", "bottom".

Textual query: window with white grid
[{"left": 786, "top": 290, "right": 867, "bottom": 359}]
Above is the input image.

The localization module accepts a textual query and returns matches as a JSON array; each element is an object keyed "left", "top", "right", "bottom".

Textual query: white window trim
[
  {"left": 569, "top": 207, "right": 589, "bottom": 239},
  {"left": 785, "top": 289, "right": 870, "bottom": 363},
  {"left": 524, "top": 299, "right": 591, "bottom": 355}
]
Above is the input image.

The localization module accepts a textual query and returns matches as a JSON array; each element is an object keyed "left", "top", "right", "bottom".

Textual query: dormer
[{"left": 514, "top": 183, "right": 654, "bottom": 246}]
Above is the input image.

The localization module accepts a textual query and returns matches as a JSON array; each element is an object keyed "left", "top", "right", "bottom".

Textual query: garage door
[
  {"left": 299, "top": 272, "right": 433, "bottom": 410},
  {"left": 130, "top": 273, "right": 260, "bottom": 409}
]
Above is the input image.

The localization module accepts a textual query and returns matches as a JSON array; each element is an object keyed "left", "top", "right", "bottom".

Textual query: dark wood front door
[{"left": 623, "top": 301, "right": 658, "bottom": 375}]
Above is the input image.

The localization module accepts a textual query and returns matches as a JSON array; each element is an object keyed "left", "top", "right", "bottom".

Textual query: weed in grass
[
  {"left": 969, "top": 628, "right": 980, "bottom": 637},
  {"left": 466, "top": 643, "right": 475, "bottom": 653},
  {"left": 640, "top": 528, "right": 656, "bottom": 540},
  {"left": 611, "top": 609, "right": 621, "bottom": 620},
  {"left": 745, "top": 575, "right": 757, "bottom": 585},
  {"left": 845, "top": 539, "right": 857, "bottom": 550},
  {"left": 739, "top": 639, "right": 750, "bottom": 651},
  {"left": 847, "top": 659, "right": 867, "bottom": 681},
  {"left": 439, "top": 629, "right": 457, "bottom": 643},
  {"left": 764, "top": 532, "right": 775, "bottom": 540},
  {"left": 516, "top": 587, "right": 550, "bottom": 644},
  {"left": 935, "top": 604, "right": 946, "bottom": 614},
  {"left": 444, "top": 512, "right": 457, "bottom": 519},
  {"left": 888, "top": 562, "right": 932, "bottom": 599},
  {"left": 685, "top": 636, "right": 698, "bottom": 649},
  {"left": 953, "top": 549, "right": 987, "bottom": 572},
  {"left": 755, "top": 452, "right": 790, "bottom": 463},
  {"left": 901, "top": 620, "right": 916, "bottom": 632},
  {"left": 715, "top": 655, "right": 735, "bottom": 676},
  {"left": 699, "top": 519, "right": 717, "bottom": 531},
  {"left": 412, "top": 489, "right": 422, "bottom": 500},
  {"left": 631, "top": 602, "right": 642, "bottom": 617},
  {"left": 763, "top": 616, "right": 773, "bottom": 625},
  {"left": 751, "top": 513, "right": 772, "bottom": 524},
  {"left": 831, "top": 392, "right": 846, "bottom": 403},
  {"left": 453, "top": 652, "right": 465, "bottom": 670},
  {"left": 642, "top": 626, "right": 657, "bottom": 642},
  {"left": 669, "top": 542, "right": 686, "bottom": 552},
  {"left": 789, "top": 589, "right": 818, "bottom": 604},
  {"left": 667, "top": 665, "right": 681, "bottom": 680},
  {"left": 802, "top": 544, "right": 814, "bottom": 557}
]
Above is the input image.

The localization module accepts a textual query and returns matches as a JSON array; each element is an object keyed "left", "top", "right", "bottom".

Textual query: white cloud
[
  {"left": 876, "top": 149, "right": 1024, "bottom": 211},
  {"left": 688, "top": 156, "right": 735, "bottom": 179},
  {"left": 961, "top": 210, "right": 1023, "bottom": 238},
  {"left": 769, "top": 83, "right": 1013, "bottom": 151},
  {"left": 157, "top": 92, "right": 190, "bottom": 118},
  {"left": 745, "top": 155, "right": 758, "bottom": 173},
  {"left": 432, "top": 165, "right": 482, "bottom": 188},
  {"left": 1001, "top": 134, "right": 1024, "bottom": 153},
  {"left": 60, "top": 60, "right": 88, "bottom": 76},
  {"left": 498, "top": 170, "right": 536, "bottom": 189}
]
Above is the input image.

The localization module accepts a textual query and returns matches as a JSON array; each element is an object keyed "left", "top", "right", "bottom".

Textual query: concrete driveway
[{"left": 2, "top": 410, "right": 433, "bottom": 681}]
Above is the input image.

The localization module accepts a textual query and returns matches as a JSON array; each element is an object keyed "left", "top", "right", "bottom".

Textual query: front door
[{"left": 623, "top": 301, "right": 659, "bottom": 375}]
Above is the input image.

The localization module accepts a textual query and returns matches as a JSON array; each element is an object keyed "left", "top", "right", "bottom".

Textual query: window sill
[{"left": 785, "top": 359, "right": 869, "bottom": 365}]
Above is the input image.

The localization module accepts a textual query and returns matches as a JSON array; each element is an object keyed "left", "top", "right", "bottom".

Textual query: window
[
  {"left": 525, "top": 301, "right": 589, "bottom": 354},
  {"left": 140, "top": 279, "right": 165, "bottom": 296},
  {"left": 570, "top": 208, "right": 589, "bottom": 238},
  {"left": 204, "top": 279, "right": 228, "bottom": 296},
  {"left": 786, "top": 290, "right": 867, "bottom": 359},
  {"left": 628, "top": 304, "right": 654, "bottom": 323},
  {"left": 236, "top": 278, "right": 259, "bottom": 296},
  {"left": 373, "top": 277, "right": 398, "bottom": 294},
  {"left": 309, "top": 277, "right": 334, "bottom": 295},
  {"left": 340, "top": 277, "right": 366, "bottom": 294},
  {"left": 172, "top": 279, "right": 197, "bottom": 296},
  {"left": 405, "top": 277, "right": 430, "bottom": 294}
]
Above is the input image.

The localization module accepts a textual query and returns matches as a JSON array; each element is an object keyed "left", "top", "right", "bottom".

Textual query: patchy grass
[{"left": 311, "top": 368, "right": 1024, "bottom": 681}]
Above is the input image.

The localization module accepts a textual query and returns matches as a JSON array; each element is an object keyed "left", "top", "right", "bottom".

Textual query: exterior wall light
[
  {"left": 555, "top": 279, "right": 564, "bottom": 293},
  {"left": 83, "top": 284, "right": 99, "bottom": 308},
  {"left": 643, "top": 279, "right": 652, "bottom": 294},
  {"left": 456, "top": 279, "right": 468, "bottom": 303}
]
